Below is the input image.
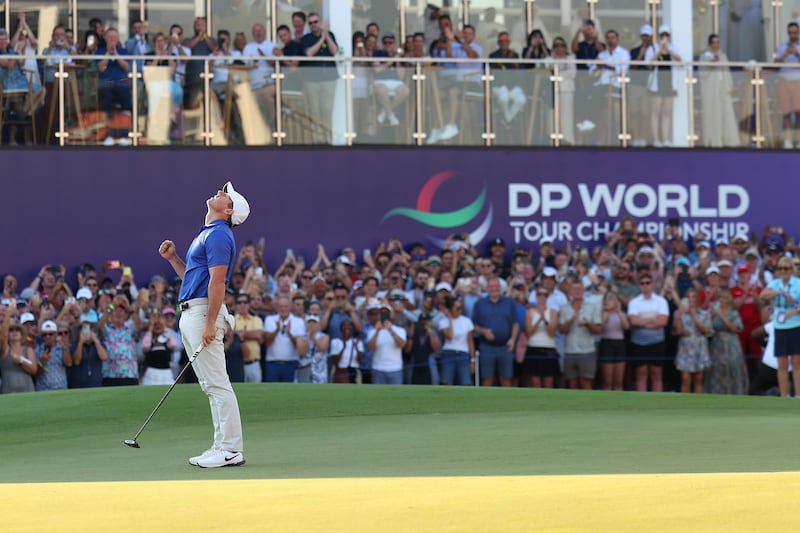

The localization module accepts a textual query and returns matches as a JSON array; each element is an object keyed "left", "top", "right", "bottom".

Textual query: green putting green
[{"left": 1, "top": 385, "right": 798, "bottom": 483}]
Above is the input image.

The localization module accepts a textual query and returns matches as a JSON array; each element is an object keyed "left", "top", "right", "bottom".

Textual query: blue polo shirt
[
  {"left": 768, "top": 276, "right": 800, "bottom": 330},
  {"left": 179, "top": 220, "right": 235, "bottom": 302},
  {"left": 472, "top": 295, "right": 518, "bottom": 346}
]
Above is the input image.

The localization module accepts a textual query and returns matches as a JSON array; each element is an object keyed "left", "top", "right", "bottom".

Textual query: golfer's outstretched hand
[{"left": 159, "top": 240, "right": 177, "bottom": 261}]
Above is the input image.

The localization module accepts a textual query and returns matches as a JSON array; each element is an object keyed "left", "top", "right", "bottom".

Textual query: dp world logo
[{"left": 381, "top": 170, "right": 494, "bottom": 248}]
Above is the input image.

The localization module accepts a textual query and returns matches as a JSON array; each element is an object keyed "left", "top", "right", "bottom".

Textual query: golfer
[{"left": 158, "top": 182, "right": 249, "bottom": 468}]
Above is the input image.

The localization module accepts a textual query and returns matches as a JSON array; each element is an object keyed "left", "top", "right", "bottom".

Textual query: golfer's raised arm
[{"left": 159, "top": 240, "right": 186, "bottom": 279}]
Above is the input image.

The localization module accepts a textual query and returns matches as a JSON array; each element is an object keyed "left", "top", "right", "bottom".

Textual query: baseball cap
[
  {"left": 675, "top": 257, "right": 691, "bottom": 267},
  {"left": 640, "top": 24, "right": 653, "bottom": 36},
  {"left": 20, "top": 312, "right": 36, "bottom": 324},
  {"left": 20, "top": 288, "right": 37, "bottom": 300},
  {"left": 381, "top": 32, "right": 395, "bottom": 41},
  {"left": 162, "top": 307, "right": 176, "bottom": 316},
  {"left": 716, "top": 238, "right": 729, "bottom": 247},
  {"left": 767, "top": 242, "right": 784, "bottom": 253},
  {"left": 542, "top": 266, "right": 558, "bottom": 278},
  {"left": 733, "top": 233, "right": 748, "bottom": 243},
  {"left": 658, "top": 24, "right": 671, "bottom": 35},
  {"left": 76, "top": 287, "right": 93, "bottom": 300},
  {"left": 737, "top": 264, "right": 750, "bottom": 273},
  {"left": 388, "top": 289, "right": 407, "bottom": 301},
  {"left": 717, "top": 260, "right": 733, "bottom": 268},
  {"left": 696, "top": 240, "right": 711, "bottom": 249},
  {"left": 426, "top": 256, "right": 442, "bottom": 266},
  {"left": 41, "top": 320, "right": 58, "bottom": 333},
  {"left": 638, "top": 245, "right": 655, "bottom": 255},
  {"left": 435, "top": 281, "right": 453, "bottom": 293},
  {"left": 706, "top": 266, "right": 720, "bottom": 276},
  {"left": 745, "top": 247, "right": 760, "bottom": 258},
  {"left": 491, "top": 237, "right": 505, "bottom": 246},
  {"left": 539, "top": 238, "right": 553, "bottom": 246},
  {"left": 306, "top": 314, "right": 320, "bottom": 322},
  {"left": 223, "top": 181, "right": 250, "bottom": 226}
]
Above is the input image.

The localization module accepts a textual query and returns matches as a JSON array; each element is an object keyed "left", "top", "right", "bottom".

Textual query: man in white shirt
[
  {"left": 582, "top": 29, "right": 629, "bottom": 142},
  {"left": 627, "top": 273, "right": 669, "bottom": 392},
  {"left": 263, "top": 296, "right": 308, "bottom": 382},
  {"left": 366, "top": 303, "right": 407, "bottom": 384},
  {"left": 242, "top": 23, "right": 281, "bottom": 122}
]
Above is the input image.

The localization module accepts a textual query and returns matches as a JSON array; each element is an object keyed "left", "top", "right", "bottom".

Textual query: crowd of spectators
[
  {"left": 1, "top": 218, "right": 796, "bottom": 397},
  {"left": 4, "top": 6, "right": 799, "bottom": 146}
]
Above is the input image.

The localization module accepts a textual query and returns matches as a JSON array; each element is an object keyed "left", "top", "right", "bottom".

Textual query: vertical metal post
[
  {"left": 272, "top": 61, "right": 285, "bottom": 146},
  {"left": 618, "top": 70, "right": 631, "bottom": 148},
  {"left": 412, "top": 62, "right": 426, "bottom": 145},
  {"left": 772, "top": 1, "right": 784, "bottom": 51},
  {"left": 525, "top": 0, "right": 535, "bottom": 36},
  {"left": 481, "top": 62, "right": 494, "bottom": 146},
  {"left": 550, "top": 64, "right": 562, "bottom": 147},
  {"left": 752, "top": 68, "right": 765, "bottom": 148},
  {"left": 710, "top": 0, "right": 719, "bottom": 34},
  {"left": 587, "top": 0, "right": 598, "bottom": 22},
  {"left": 129, "top": 59, "right": 143, "bottom": 146},
  {"left": 399, "top": 1, "right": 406, "bottom": 45},
  {"left": 343, "top": 59, "right": 356, "bottom": 146},
  {"left": 270, "top": 0, "right": 278, "bottom": 42},
  {"left": 206, "top": 0, "right": 212, "bottom": 34},
  {"left": 685, "top": 70, "right": 698, "bottom": 148},
  {"left": 462, "top": 0, "right": 469, "bottom": 27},
  {"left": 54, "top": 61, "right": 68, "bottom": 147},
  {"left": 648, "top": 0, "right": 660, "bottom": 35},
  {"left": 200, "top": 59, "right": 214, "bottom": 146}
]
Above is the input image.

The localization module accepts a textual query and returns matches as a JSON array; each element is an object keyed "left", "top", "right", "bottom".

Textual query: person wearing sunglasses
[
  {"left": 0, "top": 303, "right": 37, "bottom": 393},
  {"left": 760, "top": 256, "right": 800, "bottom": 397},
  {"left": 627, "top": 272, "right": 669, "bottom": 392},
  {"left": 34, "top": 320, "right": 72, "bottom": 391}
]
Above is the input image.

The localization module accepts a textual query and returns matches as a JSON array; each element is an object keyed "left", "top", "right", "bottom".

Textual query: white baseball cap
[
  {"left": 435, "top": 281, "right": 453, "bottom": 293},
  {"left": 41, "top": 320, "right": 58, "bottom": 333},
  {"left": 76, "top": 287, "right": 93, "bottom": 300},
  {"left": 658, "top": 24, "right": 671, "bottom": 35},
  {"left": 640, "top": 24, "right": 653, "bottom": 36},
  {"left": 223, "top": 181, "right": 250, "bottom": 226}
]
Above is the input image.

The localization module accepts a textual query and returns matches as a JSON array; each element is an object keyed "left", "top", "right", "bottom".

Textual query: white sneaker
[
  {"left": 195, "top": 449, "right": 245, "bottom": 468},
  {"left": 103, "top": 136, "right": 115, "bottom": 146},
  {"left": 388, "top": 113, "right": 400, "bottom": 126},
  {"left": 189, "top": 448, "right": 219, "bottom": 466},
  {"left": 440, "top": 123, "right": 459, "bottom": 141},
  {"left": 377, "top": 109, "right": 386, "bottom": 124},
  {"left": 118, "top": 138, "right": 131, "bottom": 146},
  {"left": 427, "top": 128, "right": 442, "bottom": 145},
  {"left": 784, "top": 138, "right": 794, "bottom": 149}
]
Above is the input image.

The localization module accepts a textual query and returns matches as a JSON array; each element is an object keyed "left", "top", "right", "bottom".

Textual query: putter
[{"left": 124, "top": 346, "right": 203, "bottom": 448}]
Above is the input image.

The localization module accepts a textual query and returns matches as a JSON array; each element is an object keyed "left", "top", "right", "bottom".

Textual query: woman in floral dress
[{"left": 706, "top": 289, "right": 748, "bottom": 394}]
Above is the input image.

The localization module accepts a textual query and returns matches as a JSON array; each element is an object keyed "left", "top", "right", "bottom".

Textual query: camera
[
  {"left": 82, "top": 324, "right": 91, "bottom": 336},
  {"left": 380, "top": 309, "right": 391, "bottom": 322}
]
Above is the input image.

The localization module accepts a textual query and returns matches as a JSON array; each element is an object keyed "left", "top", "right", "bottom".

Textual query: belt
[
  {"left": 244, "top": 360, "right": 260, "bottom": 365},
  {"left": 179, "top": 297, "right": 209, "bottom": 311},
  {"left": 268, "top": 360, "right": 296, "bottom": 365}
]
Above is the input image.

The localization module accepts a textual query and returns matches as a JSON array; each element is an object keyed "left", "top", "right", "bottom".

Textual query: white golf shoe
[
  {"left": 189, "top": 448, "right": 218, "bottom": 466},
  {"left": 195, "top": 449, "right": 245, "bottom": 468}
]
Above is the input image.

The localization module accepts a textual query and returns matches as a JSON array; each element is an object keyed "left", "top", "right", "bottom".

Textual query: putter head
[{"left": 124, "top": 439, "right": 140, "bottom": 448}]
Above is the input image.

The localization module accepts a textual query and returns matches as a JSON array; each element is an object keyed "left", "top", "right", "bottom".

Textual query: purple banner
[{"left": 1, "top": 148, "right": 793, "bottom": 285}]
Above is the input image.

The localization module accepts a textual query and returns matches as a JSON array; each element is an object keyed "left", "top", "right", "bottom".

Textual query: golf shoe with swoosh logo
[{"left": 195, "top": 449, "right": 246, "bottom": 468}]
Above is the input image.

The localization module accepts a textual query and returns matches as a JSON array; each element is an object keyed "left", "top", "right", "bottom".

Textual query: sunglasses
[
  {"left": 236, "top": 301, "right": 249, "bottom": 304},
  {"left": 639, "top": 281, "right": 652, "bottom": 286},
  {"left": 302, "top": 275, "right": 314, "bottom": 280},
  {"left": 777, "top": 266, "right": 792, "bottom": 271},
  {"left": 8, "top": 328, "right": 22, "bottom": 333},
  {"left": 325, "top": 297, "right": 334, "bottom": 301},
  {"left": 43, "top": 332, "right": 56, "bottom": 337}
]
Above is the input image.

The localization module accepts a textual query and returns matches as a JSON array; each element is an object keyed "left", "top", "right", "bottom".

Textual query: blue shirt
[
  {"left": 95, "top": 45, "right": 131, "bottom": 82},
  {"left": 179, "top": 220, "right": 235, "bottom": 302},
  {"left": 472, "top": 295, "right": 518, "bottom": 346},
  {"left": 768, "top": 276, "right": 800, "bottom": 330}
]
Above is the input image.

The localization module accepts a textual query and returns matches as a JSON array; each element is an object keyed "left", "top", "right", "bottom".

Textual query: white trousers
[{"left": 180, "top": 302, "right": 244, "bottom": 452}]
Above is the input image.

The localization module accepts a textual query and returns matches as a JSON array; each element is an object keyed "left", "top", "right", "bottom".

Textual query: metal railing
[{"left": 1, "top": 53, "right": 798, "bottom": 149}]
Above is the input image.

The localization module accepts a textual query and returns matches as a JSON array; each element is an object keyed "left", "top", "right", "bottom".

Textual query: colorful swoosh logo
[{"left": 381, "top": 171, "right": 493, "bottom": 246}]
